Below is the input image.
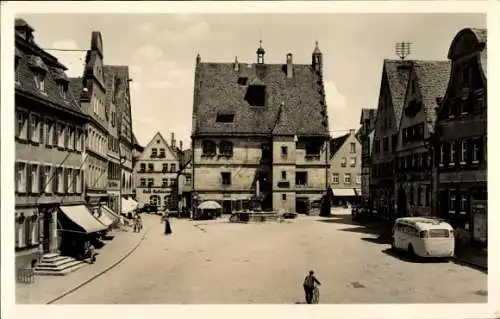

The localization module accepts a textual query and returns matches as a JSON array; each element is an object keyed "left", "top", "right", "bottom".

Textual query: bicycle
[{"left": 312, "top": 286, "right": 320, "bottom": 304}]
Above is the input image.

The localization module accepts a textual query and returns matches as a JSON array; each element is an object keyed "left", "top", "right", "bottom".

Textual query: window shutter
[
  {"left": 39, "top": 166, "right": 44, "bottom": 193},
  {"left": 26, "top": 164, "right": 32, "bottom": 193}
]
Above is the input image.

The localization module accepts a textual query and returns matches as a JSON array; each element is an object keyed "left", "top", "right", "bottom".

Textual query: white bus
[{"left": 392, "top": 217, "right": 455, "bottom": 258}]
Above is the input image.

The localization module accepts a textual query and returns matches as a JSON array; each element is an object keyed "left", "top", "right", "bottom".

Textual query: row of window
[
  {"left": 150, "top": 148, "right": 167, "bottom": 158},
  {"left": 396, "top": 152, "right": 432, "bottom": 172},
  {"left": 340, "top": 156, "right": 357, "bottom": 168},
  {"left": 445, "top": 90, "right": 485, "bottom": 119},
  {"left": 87, "top": 127, "right": 107, "bottom": 156},
  {"left": 15, "top": 162, "right": 83, "bottom": 195},
  {"left": 108, "top": 135, "right": 120, "bottom": 154},
  {"left": 149, "top": 195, "right": 173, "bottom": 210},
  {"left": 139, "top": 163, "right": 177, "bottom": 173},
  {"left": 373, "top": 134, "right": 398, "bottom": 154},
  {"left": 139, "top": 175, "right": 191, "bottom": 188},
  {"left": 202, "top": 140, "right": 234, "bottom": 157},
  {"left": 443, "top": 190, "right": 470, "bottom": 214},
  {"left": 402, "top": 123, "right": 425, "bottom": 145},
  {"left": 91, "top": 92, "right": 106, "bottom": 122},
  {"left": 86, "top": 164, "right": 107, "bottom": 189},
  {"left": 405, "top": 184, "right": 431, "bottom": 207},
  {"left": 16, "top": 110, "right": 85, "bottom": 152},
  {"left": 372, "top": 161, "right": 394, "bottom": 179},
  {"left": 332, "top": 173, "right": 361, "bottom": 185},
  {"left": 15, "top": 214, "right": 39, "bottom": 249},
  {"left": 438, "top": 138, "right": 484, "bottom": 167}
]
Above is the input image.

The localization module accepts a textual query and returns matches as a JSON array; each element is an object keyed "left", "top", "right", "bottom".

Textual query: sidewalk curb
[
  {"left": 46, "top": 227, "right": 150, "bottom": 304},
  {"left": 452, "top": 256, "right": 488, "bottom": 272}
]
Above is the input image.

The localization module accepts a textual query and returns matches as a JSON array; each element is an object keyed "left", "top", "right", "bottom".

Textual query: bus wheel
[{"left": 408, "top": 244, "right": 415, "bottom": 258}]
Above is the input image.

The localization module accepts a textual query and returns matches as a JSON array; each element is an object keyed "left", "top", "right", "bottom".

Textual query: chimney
[
  {"left": 171, "top": 132, "right": 176, "bottom": 148},
  {"left": 286, "top": 53, "right": 293, "bottom": 78},
  {"left": 179, "top": 140, "right": 183, "bottom": 151},
  {"left": 196, "top": 53, "right": 201, "bottom": 66},
  {"left": 234, "top": 56, "right": 239, "bottom": 72},
  {"left": 349, "top": 129, "right": 355, "bottom": 135}
]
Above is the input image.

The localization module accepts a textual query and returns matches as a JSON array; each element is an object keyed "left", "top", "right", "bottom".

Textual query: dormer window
[
  {"left": 237, "top": 77, "right": 248, "bottom": 85},
  {"left": 34, "top": 73, "right": 45, "bottom": 92},
  {"left": 216, "top": 113, "right": 234, "bottom": 123},
  {"left": 245, "top": 84, "right": 266, "bottom": 107}
]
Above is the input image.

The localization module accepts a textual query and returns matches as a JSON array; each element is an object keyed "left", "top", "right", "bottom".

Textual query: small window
[
  {"left": 219, "top": 140, "right": 234, "bottom": 157},
  {"left": 162, "top": 164, "right": 168, "bottom": 172},
  {"left": 148, "top": 163, "right": 154, "bottom": 171},
  {"left": 449, "top": 191, "right": 456, "bottom": 212},
  {"left": 350, "top": 142, "right": 356, "bottom": 153},
  {"left": 282, "top": 194, "right": 287, "bottom": 201},
  {"left": 350, "top": 157, "right": 356, "bottom": 167},
  {"left": 170, "top": 164, "right": 176, "bottom": 172},
  {"left": 341, "top": 157, "right": 347, "bottom": 167},
  {"left": 159, "top": 148, "right": 165, "bottom": 158},
  {"left": 244, "top": 84, "right": 266, "bottom": 107},
  {"left": 460, "top": 140, "right": 467, "bottom": 164},
  {"left": 332, "top": 173, "right": 339, "bottom": 184},
  {"left": 296, "top": 172, "right": 307, "bottom": 186},
  {"left": 356, "top": 174, "right": 361, "bottom": 184},
  {"left": 58, "top": 83, "right": 67, "bottom": 99},
  {"left": 281, "top": 146, "right": 288, "bottom": 158},
  {"left": 34, "top": 72, "right": 45, "bottom": 92},
  {"left": 140, "top": 163, "right": 146, "bottom": 172},
  {"left": 140, "top": 178, "right": 146, "bottom": 187},
  {"left": 151, "top": 148, "right": 157, "bottom": 158},
  {"left": 281, "top": 171, "right": 286, "bottom": 180},
  {"left": 216, "top": 113, "right": 235, "bottom": 123},
  {"left": 147, "top": 178, "right": 154, "bottom": 187},
  {"left": 202, "top": 140, "right": 216, "bottom": 156},
  {"left": 221, "top": 172, "right": 231, "bottom": 185},
  {"left": 162, "top": 178, "right": 168, "bottom": 187},
  {"left": 344, "top": 173, "right": 351, "bottom": 184}
]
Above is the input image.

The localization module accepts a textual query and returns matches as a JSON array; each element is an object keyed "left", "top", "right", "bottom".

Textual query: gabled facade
[
  {"left": 135, "top": 132, "right": 180, "bottom": 211},
  {"left": 359, "top": 108, "right": 377, "bottom": 202},
  {"left": 329, "top": 129, "right": 362, "bottom": 206},
  {"left": 70, "top": 31, "right": 109, "bottom": 213},
  {"left": 394, "top": 61, "right": 450, "bottom": 218},
  {"left": 371, "top": 59, "right": 412, "bottom": 219},
  {"left": 191, "top": 42, "right": 330, "bottom": 217},
  {"left": 434, "top": 28, "right": 487, "bottom": 245},
  {"left": 14, "top": 19, "right": 88, "bottom": 266}
]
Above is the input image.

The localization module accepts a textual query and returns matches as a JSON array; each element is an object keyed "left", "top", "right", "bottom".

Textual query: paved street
[{"left": 54, "top": 211, "right": 487, "bottom": 304}]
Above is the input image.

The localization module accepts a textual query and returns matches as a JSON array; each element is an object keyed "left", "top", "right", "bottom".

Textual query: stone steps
[{"left": 34, "top": 254, "right": 86, "bottom": 276}]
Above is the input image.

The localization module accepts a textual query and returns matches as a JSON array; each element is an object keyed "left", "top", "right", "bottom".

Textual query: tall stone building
[
  {"left": 191, "top": 42, "right": 330, "bottom": 216},
  {"left": 434, "top": 28, "right": 487, "bottom": 245},
  {"left": 394, "top": 61, "right": 450, "bottom": 218},
  {"left": 371, "top": 59, "right": 411, "bottom": 220},
  {"left": 329, "top": 129, "right": 362, "bottom": 206},
  {"left": 359, "top": 108, "right": 377, "bottom": 203},
  {"left": 70, "top": 32, "right": 109, "bottom": 214},
  {"left": 14, "top": 19, "right": 88, "bottom": 266}
]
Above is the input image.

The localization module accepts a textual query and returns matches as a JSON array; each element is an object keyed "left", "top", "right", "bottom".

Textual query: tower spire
[{"left": 257, "top": 39, "right": 265, "bottom": 64}]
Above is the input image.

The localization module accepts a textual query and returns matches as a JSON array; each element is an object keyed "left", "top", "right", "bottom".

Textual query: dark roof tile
[
  {"left": 412, "top": 61, "right": 451, "bottom": 133},
  {"left": 329, "top": 133, "right": 349, "bottom": 159},
  {"left": 194, "top": 62, "right": 328, "bottom": 136},
  {"left": 383, "top": 59, "right": 412, "bottom": 130}
]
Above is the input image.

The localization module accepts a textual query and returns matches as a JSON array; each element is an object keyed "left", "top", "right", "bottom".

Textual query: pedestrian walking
[
  {"left": 164, "top": 214, "right": 172, "bottom": 235},
  {"left": 303, "top": 270, "right": 321, "bottom": 304}
]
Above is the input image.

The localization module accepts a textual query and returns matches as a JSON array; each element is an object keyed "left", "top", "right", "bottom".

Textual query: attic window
[
  {"left": 238, "top": 77, "right": 248, "bottom": 85},
  {"left": 216, "top": 113, "right": 234, "bottom": 123},
  {"left": 245, "top": 84, "right": 266, "bottom": 107}
]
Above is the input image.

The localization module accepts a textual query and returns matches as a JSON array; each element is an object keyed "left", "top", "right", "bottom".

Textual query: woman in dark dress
[{"left": 164, "top": 213, "right": 172, "bottom": 235}]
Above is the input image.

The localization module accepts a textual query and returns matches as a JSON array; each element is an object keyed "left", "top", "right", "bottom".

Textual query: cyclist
[{"left": 303, "top": 270, "right": 321, "bottom": 304}]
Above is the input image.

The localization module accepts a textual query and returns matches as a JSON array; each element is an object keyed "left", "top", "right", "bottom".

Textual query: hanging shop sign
[{"left": 472, "top": 199, "right": 487, "bottom": 243}]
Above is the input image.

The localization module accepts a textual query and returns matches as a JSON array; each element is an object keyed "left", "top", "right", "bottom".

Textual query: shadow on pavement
[
  {"left": 316, "top": 215, "right": 360, "bottom": 227},
  {"left": 382, "top": 248, "right": 451, "bottom": 265},
  {"left": 451, "top": 258, "right": 487, "bottom": 274},
  {"left": 361, "top": 237, "right": 391, "bottom": 245},
  {"left": 339, "top": 226, "right": 382, "bottom": 235}
]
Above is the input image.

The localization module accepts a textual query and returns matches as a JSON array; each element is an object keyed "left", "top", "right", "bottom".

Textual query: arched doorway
[{"left": 397, "top": 186, "right": 408, "bottom": 218}]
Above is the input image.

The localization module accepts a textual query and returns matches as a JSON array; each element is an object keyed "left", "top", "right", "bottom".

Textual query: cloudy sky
[{"left": 19, "top": 13, "right": 484, "bottom": 146}]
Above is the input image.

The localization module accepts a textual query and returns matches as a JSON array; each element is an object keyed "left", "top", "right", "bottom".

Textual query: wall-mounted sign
[
  {"left": 472, "top": 199, "right": 487, "bottom": 243},
  {"left": 143, "top": 189, "right": 170, "bottom": 194}
]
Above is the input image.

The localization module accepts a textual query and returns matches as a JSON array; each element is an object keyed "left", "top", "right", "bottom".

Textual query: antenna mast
[{"left": 395, "top": 42, "right": 412, "bottom": 60}]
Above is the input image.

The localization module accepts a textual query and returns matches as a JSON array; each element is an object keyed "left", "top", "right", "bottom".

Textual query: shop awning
[
  {"left": 95, "top": 212, "right": 114, "bottom": 227},
  {"left": 102, "top": 205, "right": 120, "bottom": 221},
  {"left": 59, "top": 205, "right": 107, "bottom": 233},
  {"left": 332, "top": 188, "right": 357, "bottom": 197}
]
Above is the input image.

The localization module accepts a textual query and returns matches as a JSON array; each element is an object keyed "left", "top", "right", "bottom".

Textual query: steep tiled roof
[
  {"left": 470, "top": 28, "right": 487, "bottom": 45},
  {"left": 329, "top": 133, "right": 349, "bottom": 159},
  {"left": 16, "top": 37, "right": 83, "bottom": 116},
  {"left": 68, "top": 77, "right": 84, "bottom": 103},
  {"left": 412, "top": 61, "right": 451, "bottom": 133},
  {"left": 384, "top": 60, "right": 412, "bottom": 130},
  {"left": 193, "top": 62, "right": 328, "bottom": 136}
]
